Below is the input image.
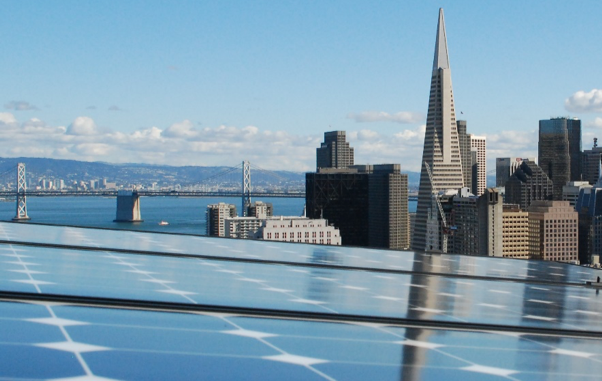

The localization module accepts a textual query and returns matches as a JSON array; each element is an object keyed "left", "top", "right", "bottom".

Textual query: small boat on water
[{"left": 158, "top": 220, "right": 169, "bottom": 226}]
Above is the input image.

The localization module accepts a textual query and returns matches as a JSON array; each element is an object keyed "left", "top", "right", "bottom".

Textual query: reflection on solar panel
[{"left": 1, "top": 221, "right": 602, "bottom": 380}]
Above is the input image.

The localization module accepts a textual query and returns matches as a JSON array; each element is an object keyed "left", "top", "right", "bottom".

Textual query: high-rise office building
[
  {"left": 477, "top": 188, "right": 502, "bottom": 256},
  {"left": 368, "top": 164, "right": 410, "bottom": 249},
  {"left": 496, "top": 157, "right": 536, "bottom": 187},
  {"left": 502, "top": 204, "right": 530, "bottom": 259},
  {"left": 582, "top": 141, "right": 602, "bottom": 185},
  {"left": 505, "top": 160, "right": 554, "bottom": 210},
  {"left": 528, "top": 201, "right": 578, "bottom": 263},
  {"left": 457, "top": 120, "right": 472, "bottom": 189},
  {"left": 306, "top": 164, "right": 409, "bottom": 250},
  {"left": 575, "top": 168, "right": 602, "bottom": 264},
  {"left": 412, "top": 9, "right": 465, "bottom": 252},
  {"left": 538, "top": 117, "right": 582, "bottom": 199},
  {"left": 316, "top": 131, "right": 354, "bottom": 170},
  {"left": 471, "top": 135, "right": 486, "bottom": 196}
]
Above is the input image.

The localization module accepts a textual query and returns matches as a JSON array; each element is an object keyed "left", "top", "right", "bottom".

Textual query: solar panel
[{"left": 1, "top": 221, "right": 602, "bottom": 380}]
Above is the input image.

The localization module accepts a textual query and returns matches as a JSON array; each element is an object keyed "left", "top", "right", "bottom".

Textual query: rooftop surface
[{"left": 1, "top": 222, "right": 602, "bottom": 380}]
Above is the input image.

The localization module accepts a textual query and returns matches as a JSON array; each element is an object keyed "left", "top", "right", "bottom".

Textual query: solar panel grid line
[{"left": 3, "top": 291, "right": 602, "bottom": 342}]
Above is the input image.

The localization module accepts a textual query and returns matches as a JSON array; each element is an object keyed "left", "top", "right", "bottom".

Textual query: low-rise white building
[
  {"left": 253, "top": 217, "right": 341, "bottom": 245},
  {"left": 225, "top": 217, "right": 263, "bottom": 239}
]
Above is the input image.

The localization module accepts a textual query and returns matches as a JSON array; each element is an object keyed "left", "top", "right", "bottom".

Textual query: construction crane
[{"left": 423, "top": 161, "right": 454, "bottom": 253}]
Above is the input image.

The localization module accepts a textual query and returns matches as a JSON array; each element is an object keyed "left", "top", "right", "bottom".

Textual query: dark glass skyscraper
[{"left": 538, "top": 117, "right": 582, "bottom": 199}]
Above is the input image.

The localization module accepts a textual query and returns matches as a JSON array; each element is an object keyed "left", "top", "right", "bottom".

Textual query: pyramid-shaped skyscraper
[{"left": 412, "top": 9, "right": 465, "bottom": 251}]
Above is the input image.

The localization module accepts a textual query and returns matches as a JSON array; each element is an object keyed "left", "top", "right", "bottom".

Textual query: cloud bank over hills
[{"left": 0, "top": 111, "right": 544, "bottom": 172}]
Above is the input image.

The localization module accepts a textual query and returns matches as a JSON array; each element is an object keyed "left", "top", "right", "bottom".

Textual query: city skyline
[{"left": 1, "top": 1, "right": 601, "bottom": 172}]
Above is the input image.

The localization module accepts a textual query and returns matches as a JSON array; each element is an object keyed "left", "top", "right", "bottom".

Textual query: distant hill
[
  {"left": 0, "top": 157, "right": 424, "bottom": 189},
  {"left": 0, "top": 157, "right": 305, "bottom": 187}
]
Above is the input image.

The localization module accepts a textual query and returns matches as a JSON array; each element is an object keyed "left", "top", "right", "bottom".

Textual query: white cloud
[
  {"left": 565, "top": 89, "right": 602, "bottom": 113},
  {"left": 162, "top": 119, "right": 198, "bottom": 139},
  {"left": 0, "top": 112, "right": 548, "bottom": 175},
  {"left": 67, "top": 117, "right": 99, "bottom": 136},
  {"left": 0, "top": 112, "right": 18, "bottom": 125},
  {"left": 4, "top": 100, "right": 39, "bottom": 111},
  {"left": 347, "top": 111, "right": 424, "bottom": 124}
]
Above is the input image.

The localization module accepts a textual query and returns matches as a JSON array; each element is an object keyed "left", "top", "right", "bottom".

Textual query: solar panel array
[{"left": 2, "top": 222, "right": 602, "bottom": 380}]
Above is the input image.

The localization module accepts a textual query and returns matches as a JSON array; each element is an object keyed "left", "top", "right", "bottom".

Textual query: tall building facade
[
  {"left": 471, "top": 135, "right": 486, "bottom": 196},
  {"left": 502, "top": 204, "right": 530, "bottom": 259},
  {"left": 582, "top": 142, "right": 602, "bottom": 185},
  {"left": 412, "top": 9, "right": 465, "bottom": 252},
  {"left": 306, "top": 164, "right": 409, "bottom": 249},
  {"left": 206, "top": 203, "right": 237, "bottom": 237},
  {"left": 504, "top": 160, "right": 554, "bottom": 210},
  {"left": 368, "top": 164, "right": 410, "bottom": 249},
  {"left": 477, "top": 188, "right": 502, "bottom": 256},
  {"left": 457, "top": 120, "right": 472, "bottom": 189},
  {"left": 316, "top": 131, "right": 354, "bottom": 170},
  {"left": 575, "top": 169, "right": 602, "bottom": 264},
  {"left": 528, "top": 201, "right": 578, "bottom": 263},
  {"left": 538, "top": 117, "right": 582, "bottom": 199}
]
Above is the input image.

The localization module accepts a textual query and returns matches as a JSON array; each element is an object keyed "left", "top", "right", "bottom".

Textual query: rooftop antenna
[{"left": 594, "top": 137, "right": 598, "bottom": 148}]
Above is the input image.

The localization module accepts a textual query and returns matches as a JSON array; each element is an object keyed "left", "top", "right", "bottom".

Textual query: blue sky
[{"left": 1, "top": 0, "right": 601, "bottom": 172}]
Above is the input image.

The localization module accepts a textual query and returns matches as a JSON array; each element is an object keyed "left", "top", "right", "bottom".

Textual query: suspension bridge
[{"left": 0, "top": 161, "right": 305, "bottom": 222}]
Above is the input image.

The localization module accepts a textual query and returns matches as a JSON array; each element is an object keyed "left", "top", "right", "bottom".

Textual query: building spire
[{"left": 433, "top": 8, "right": 450, "bottom": 71}]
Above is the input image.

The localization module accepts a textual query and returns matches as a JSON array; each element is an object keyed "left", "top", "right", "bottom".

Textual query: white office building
[{"left": 253, "top": 217, "right": 341, "bottom": 245}]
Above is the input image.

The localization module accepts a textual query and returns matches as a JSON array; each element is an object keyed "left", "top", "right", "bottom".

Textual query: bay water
[{"left": 0, "top": 196, "right": 417, "bottom": 235}]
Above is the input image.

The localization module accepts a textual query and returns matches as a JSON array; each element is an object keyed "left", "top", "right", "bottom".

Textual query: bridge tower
[
  {"left": 13, "top": 163, "right": 30, "bottom": 221},
  {"left": 114, "top": 190, "right": 143, "bottom": 222},
  {"left": 242, "top": 160, "right": 251, "bottom": 216}
]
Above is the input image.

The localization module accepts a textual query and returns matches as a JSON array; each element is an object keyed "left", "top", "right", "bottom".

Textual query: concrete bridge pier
[{"left": 114, "top": 190, "right": 143, "bottom": 222}]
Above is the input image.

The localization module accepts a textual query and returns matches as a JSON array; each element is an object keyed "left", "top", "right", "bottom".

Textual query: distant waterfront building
[
  {"left": 413, "top": 9, "right": 465, "bottom": 251},
  {"left": 505, "top": 160, "right": 554, "bottom": 210},
  {"left": 224, "top": 217, "right": 263, "bottom": 239},
  {"left": 316, "top": 131, "right": 354, "bottom": 170},
  {"left": 206, "top": 203, "right": 237, "bottom": 237},
  {"left": 471, "top": 135, "right": 487, "bottom": 196},
  {"left": 246, "top": 201, "right": 273, "bottom": 219},
  {"left": 253, "top": 217, "right": 341, "bottom": 245},
  {"left": 496, "top": 158, "right": 536, "bottom": 188},
  {"left": 502, "top": 204, "right": 530, "bottom": 259},
  {"left": 538, "top": 117, "right": 582, "bottom": 199},
  {"left": 563, "top": 181, "right": 592, "bottom": 207},
  {"left": 306, "top": 164, "right": 409, "bottom": 249},
  {"left": 528, "top": 200, "right": 578, "bottom": 263}
]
